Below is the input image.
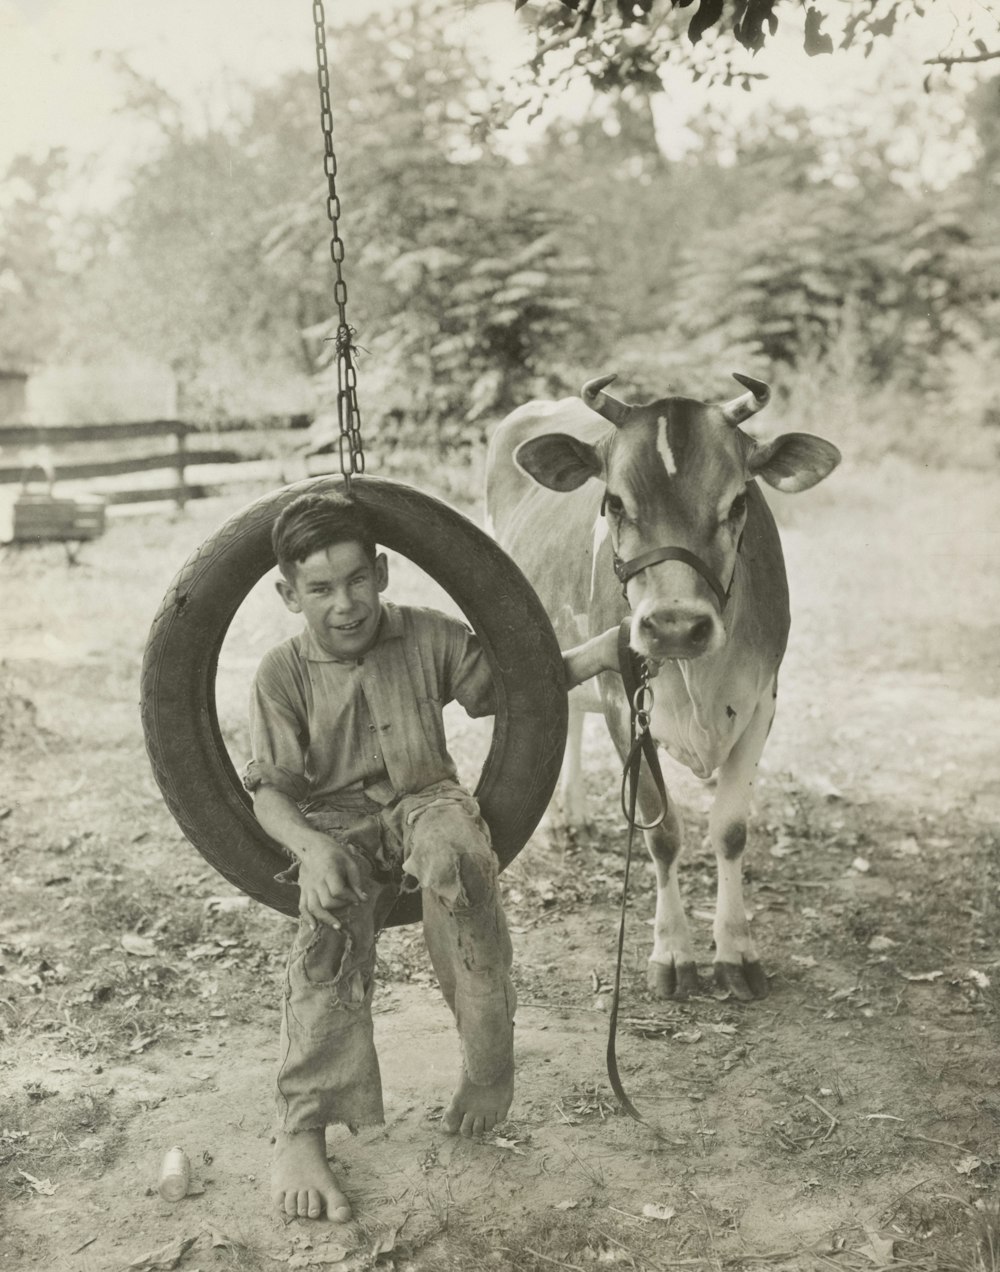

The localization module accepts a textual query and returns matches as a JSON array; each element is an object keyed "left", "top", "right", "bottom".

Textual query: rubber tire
[{"left": 140, "top": 474, "right": 568, "bottom": 926}]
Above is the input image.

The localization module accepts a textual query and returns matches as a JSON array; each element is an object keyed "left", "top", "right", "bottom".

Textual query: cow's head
[{"left": 514, "top": 373, "right": 841, "bottom": 662}]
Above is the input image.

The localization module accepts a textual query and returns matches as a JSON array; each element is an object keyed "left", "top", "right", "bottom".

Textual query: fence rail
[{"left": 0, "top": 419, "right": 258, "bottom": 512}]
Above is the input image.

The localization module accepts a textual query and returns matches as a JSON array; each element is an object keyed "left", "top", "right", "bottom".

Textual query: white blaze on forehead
[
  {"left": 656, "top": 415, "right": 677, "bottom": 477},
  {"left": 590, "top": 513, "right": 609, "bottom": 597}
]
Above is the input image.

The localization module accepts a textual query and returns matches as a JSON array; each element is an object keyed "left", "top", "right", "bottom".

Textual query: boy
[{"left": 243, "top": 492, "right": 618, "bottom": 1223}]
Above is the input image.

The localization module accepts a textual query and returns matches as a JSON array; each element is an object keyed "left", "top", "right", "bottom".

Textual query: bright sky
[{"left": 0, "top": 0, "right": 991, "bottom": 203}]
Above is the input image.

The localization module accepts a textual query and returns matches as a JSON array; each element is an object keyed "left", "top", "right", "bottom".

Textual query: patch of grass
[
  {"left": 883, "top": 1192, "right": 1000, "bottom": 1272},
  {"left": 402, "top": 1205, "right": 706, "bottom": 1272},
  {"left": 0, "top": 1087, "right": 121, "bottom": 1209},
  {"left": 0, "top": 868, "right": 286, "bottom": 1063}
]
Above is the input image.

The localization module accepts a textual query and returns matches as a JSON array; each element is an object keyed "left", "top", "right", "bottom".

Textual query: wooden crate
[{"left": 12, "top": 488, "right": 107, "bottom": 544}]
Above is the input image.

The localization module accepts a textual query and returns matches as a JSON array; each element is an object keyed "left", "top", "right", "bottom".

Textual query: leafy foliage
[
  {"left": 354, "top": 210, "right": 592, "bottom": 436},
  {"left": 266, "top": 1, "right": 598, "bottom": 439},
  {"left": 667, "top": 188, "right": 1000, "bottom": 390},
  {"left": 0, "top": 152, "right": 69, "bottom": 368},
  {"left": 1, "top": 1, "right": 997, "bottom": 463},
  {"left": 512, "top": 0, "right": 999, "bottom": 100}
]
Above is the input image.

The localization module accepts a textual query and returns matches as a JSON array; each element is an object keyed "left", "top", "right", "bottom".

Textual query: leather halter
[
  {"left": 601, "top": 490, "right": 737, "bottom": 612},
  {"left": 612, "top": 545, "right": 732, "bottom": 612}
]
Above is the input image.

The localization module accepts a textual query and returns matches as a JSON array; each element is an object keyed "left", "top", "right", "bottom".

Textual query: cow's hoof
[
  {"left": 713, "top": 960, "right": 769, "bottom": 1001},
  {"left": 647, "top": 959, "right": 700, "bottom": 1000}
]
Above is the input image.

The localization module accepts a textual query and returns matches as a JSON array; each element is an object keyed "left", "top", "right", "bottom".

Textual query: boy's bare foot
[
  {"left": 442, "top": 1067, "right": 514, "bottom": 1137},
  {"left": 271, "top": 1128, "right": 352, "bottom": 1221}
]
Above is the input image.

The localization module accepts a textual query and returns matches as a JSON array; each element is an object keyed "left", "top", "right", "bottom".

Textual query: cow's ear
[
  {"left": 749, "top": 432, "right": 841, "bottom": 493},
  {"left": 515, "top": 433, "right": 603, "bottom": 492}
]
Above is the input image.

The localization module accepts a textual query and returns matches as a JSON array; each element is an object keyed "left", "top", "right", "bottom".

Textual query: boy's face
[{"left": 277, "top": 540, "right": 388, "bottom": 661}]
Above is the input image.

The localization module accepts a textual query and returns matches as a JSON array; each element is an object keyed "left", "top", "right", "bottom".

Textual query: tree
[
  {"left": 0, "top": 151, "right": 69, "bottom": 368},
  {"left": 266, "top": 1, "right": 599, "bottom": 436},
  {"left": 504, "top": 1, "right": 1000, "bottom": 115},
  {"left": 65, "top": 69, "right": 323, "bottom": 419},
  {"left": 656, "top": 97, "right": 1000, "bottom": 391}
]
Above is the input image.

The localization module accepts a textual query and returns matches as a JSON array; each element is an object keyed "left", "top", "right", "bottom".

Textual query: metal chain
[{"left": 311, "top": 0, "right": 364, "bottom": 489}]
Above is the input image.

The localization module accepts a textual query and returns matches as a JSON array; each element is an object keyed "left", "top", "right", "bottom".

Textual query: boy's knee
[
  {"left": 403, "top": 802, "right": 495, "bottom": 906},
  {"left": 294, "top": 923, "right": 370, "bottom": 1005}
]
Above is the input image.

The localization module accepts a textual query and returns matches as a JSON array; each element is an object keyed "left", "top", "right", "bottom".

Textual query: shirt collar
[{"left": 300, "top": 600, "right": 405, "bottom": 663}]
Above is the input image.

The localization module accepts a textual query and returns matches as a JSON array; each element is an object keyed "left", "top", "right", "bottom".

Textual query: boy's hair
[{"left": 272, "top": 492, "right": 377, "bottom": 580}]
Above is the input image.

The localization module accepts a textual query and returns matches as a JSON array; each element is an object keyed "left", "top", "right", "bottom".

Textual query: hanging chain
[{"left": 311, "top": 0, "right": 365, "bottom": 489}]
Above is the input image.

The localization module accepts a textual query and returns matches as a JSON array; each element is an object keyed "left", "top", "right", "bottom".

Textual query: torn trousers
[{"left": 275, "top": 779, "right": 516, "bottom": 1134}]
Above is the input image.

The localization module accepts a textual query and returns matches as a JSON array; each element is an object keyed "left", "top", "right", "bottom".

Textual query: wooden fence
[{"left": 0, "top": 419, "right": 245, "bottom": 509}]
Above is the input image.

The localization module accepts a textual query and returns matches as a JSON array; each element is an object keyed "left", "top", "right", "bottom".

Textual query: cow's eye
[
  {"left": 728, "top": 492, "right": 748, "bottom": 522},
  {"left": 605, "top": 493, "right": 625, "bottom": 517}
]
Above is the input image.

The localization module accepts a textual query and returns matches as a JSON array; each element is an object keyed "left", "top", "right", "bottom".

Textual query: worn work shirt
[{"left": 245, "top": 601, "right": 495, "bottom": 810}]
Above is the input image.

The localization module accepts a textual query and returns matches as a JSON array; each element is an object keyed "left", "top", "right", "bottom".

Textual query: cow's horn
[
  {"left": 721, "top": 373, "right": 771, "bottom": 426},
  {"left": 582, "top": 374, "right": 632, "bottom": 428}
]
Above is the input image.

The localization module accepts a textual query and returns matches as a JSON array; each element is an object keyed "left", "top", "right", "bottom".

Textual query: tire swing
[{"left": 139, "top": 6, "right": 567, "bottom": 928}]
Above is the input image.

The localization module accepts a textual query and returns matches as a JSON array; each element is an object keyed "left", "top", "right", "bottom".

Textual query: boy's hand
[{"left": 297, "top": 837, "right": 369, "bottom": 930}]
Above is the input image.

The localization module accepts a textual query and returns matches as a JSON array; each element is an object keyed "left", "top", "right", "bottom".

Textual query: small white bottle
[{"left": 158, "top": 1146, "right": 191, "bottom": 1201}]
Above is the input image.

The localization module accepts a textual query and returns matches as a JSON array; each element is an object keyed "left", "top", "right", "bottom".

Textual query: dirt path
[{"left": 1, "top": 460, "right": 998, "bottom": 1271}]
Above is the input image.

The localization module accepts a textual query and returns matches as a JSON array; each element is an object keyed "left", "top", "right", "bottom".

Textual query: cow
[{"left": 486, "top": 373, "right": 840, "bottom": 1001}]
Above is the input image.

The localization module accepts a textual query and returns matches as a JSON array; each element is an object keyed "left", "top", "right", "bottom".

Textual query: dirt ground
[{"left": 1, "top": 458, "right": 998, "bottom": 1272}]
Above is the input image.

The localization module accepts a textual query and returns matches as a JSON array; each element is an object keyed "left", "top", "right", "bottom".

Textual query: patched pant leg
[
  {"left": 391, "top": 785, "right": 516, "bottom": 1086},
  {"left": 276, "top": 809, "right": 399, "bottom": 1133}
]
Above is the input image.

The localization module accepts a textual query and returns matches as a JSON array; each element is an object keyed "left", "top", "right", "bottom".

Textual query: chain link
[{"left": 311, "top": 0, "right": 364, "bottom": 488}]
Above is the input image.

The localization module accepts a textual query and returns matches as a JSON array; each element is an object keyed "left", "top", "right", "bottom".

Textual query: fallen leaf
[
  {"left": 868, "top": 935, "right": 897, "bottom": 952},
  {"left": 287, "top": 1249, "right": 350, "bottom": 1269},
  {"left": 210, "top": 1232, "right": 240, "bottom": 1253},
  {"left": 492, "top": 1137, "right": 526, "bottom": 1155},
  {"left": 121, "top": 933, "right": 158, "bottom": 958},
  {"left": 204, "top": 896, "right": 251, "bottom": 915},
  {"left": 856, "top": 1228, "right": 895, "bottom": 1267},
  {"left": 372, "top": 1225, "right": 399, "bottom": 1259},
  {"left": 127, "top": 1235, "right": 198, "bottom": 1271},
  {"left": 955, "top": 1154, "right": 983, "bottom": 1175},
  {"left": 641, "top": 1203, "right": 676, "bottom": 1222},
  {"left": 553, "top": 1199, "right": 578, "bottom": 1210},
  {"left": 18, "top": 1170, "right": 56, "bottom": 1196},
  {"left": 901, "top": 970, "right": 944, "bottom": 983}
]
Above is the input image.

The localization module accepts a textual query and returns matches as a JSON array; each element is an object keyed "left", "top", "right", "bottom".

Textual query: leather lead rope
[{"left": 606, "top": 620, "right": 669, "bottom": 1124}]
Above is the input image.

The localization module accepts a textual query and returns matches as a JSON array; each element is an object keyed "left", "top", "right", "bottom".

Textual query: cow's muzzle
[{"left": 613, "top": 539, "right": 741, "bottom": 660}]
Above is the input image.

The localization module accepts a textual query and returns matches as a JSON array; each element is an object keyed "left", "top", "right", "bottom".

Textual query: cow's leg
[
  {"left": 600, "top": 679, "right": 698, "bottom": 999},
  {"left": 560, "top": 705, "right": 587, "bottom": 827},
  {"left": 642, "top": 803, "right": 699, "bottom": 999},
  {"left": 708, "top": 694, "right": 774, "bottom": 1001}
]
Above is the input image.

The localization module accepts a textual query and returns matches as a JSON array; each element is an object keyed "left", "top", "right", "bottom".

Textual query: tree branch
[{"left": 924, "top": 49, "right": 1000, "bottom": 67}]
